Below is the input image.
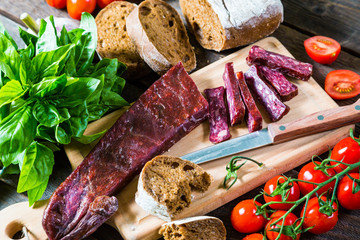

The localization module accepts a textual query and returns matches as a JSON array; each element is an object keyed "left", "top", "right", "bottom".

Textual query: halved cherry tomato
[
  {"left": 242, "top": 233, "right": 265, "bottom": 240},
  {"left": 297, "top": 161, "right": 336, "bottom": 196},
  {"left": 97, "top": 0, "right": 119, "bottom": 8},
  {"left": 337, "top": 173, "right": 360, "bottom": 210},
  {"left": 325, "top": 70, "right": 360, "bottom": 100},
  {"left": 330, "top": 135, "right": 360, "bottom": 173},
  {"left": 67, "top": 0, "right": 96, "bottom": 20},
  {"left": 231, "top": 199, "right": 268, "bottom": 233},
  {"left": 264, "top": 175, "right": 300, "bottom": 210},
  {"left": 301, "top": 196, "right": 338, "bottom": 234},
  {"left": 46, "top": 0, "right": 66, "bottom": 8},
  {"left": 265, "top": 211, "right": 301, "bottom": 240},
  {"left": 304, "top": 36, "right": 341, "bottom": 64}
]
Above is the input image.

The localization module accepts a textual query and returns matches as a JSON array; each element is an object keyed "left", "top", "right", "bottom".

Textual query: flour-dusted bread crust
[
  {"left": 180, "top": 0, "right": 283, "bottom": 51},
  {"left": 126, "top": 0, "right": 196, "bottom": 75},
  {"left": 95, "top": 1, "right": 151, "bottom": 80},
  {"left": 159, "top": 216, "right": 226, "bottom": 240},
  {"left": 135, "top": 155, "right": 212, "bottom": 222}
]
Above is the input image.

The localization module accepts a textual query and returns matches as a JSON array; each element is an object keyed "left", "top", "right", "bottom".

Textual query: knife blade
[{"left": 182, "top": 98, "right": 360, "bottom": 164}]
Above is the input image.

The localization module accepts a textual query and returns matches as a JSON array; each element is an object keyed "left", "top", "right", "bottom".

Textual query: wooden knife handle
[{"left": 268, "top": 98, "right": 360, "bottom": 143}]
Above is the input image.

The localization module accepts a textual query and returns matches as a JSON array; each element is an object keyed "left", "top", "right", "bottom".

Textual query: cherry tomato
[
  {"left": 67, "top": 0, "right": 96, "bottom": 20},
  {"left": 297, "top": 161, "right": 336, "bottom": 196},
  {"left": 242, "top": 233, "right": 265, "bottom": 240},
  {"left": 97, "top": 0, "right": 119, "bottom": 8},
  {"left": 265, "top": 211, "right": 301, "bottom": 240},
  {"left": 46, "top": 0, "right": 66, "bottom": 8},
  {"left": 324, "top": 70, "right": 360, "bottom": 100},
  {"left": 231, "top": 199, "right": 268, "bottom": 233},
  {"left": 264, "top": 175, "right": 300, "bottom": 210},
  {"left": 337, "top": 173, "right": 360, "bottom": 210},
  {"left": 330, "top": 135, "right": 360, "bottom": 173},
  {"left": 304, "top": 36, "right": 341, "bottom": 64},
  {"left": 301, "top": 196, "right": 338, "bottom": 234}
]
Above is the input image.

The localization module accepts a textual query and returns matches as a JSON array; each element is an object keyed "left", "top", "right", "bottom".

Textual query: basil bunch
[{"left": 0, "top": 13, "right": 128, "bottom": 205}]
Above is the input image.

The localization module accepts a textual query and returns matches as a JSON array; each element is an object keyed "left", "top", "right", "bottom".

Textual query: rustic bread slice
[
  {"left": 126, "top": 0, "right": 196, "bottom": 74},
  {"left": 159, "top": 216, "right": 226, "bottom": 240},
  {"left": 95, "top": 1, "right": 151, "bottom": 79},
  {"left": 135, "top": 155, "right": 212, "bottom": 222},
  {"left": 179, "top": 0, "right": 283, "bottom": 51}
]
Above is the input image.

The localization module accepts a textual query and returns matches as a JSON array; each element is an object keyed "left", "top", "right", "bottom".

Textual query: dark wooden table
[{"left": 1, "top": 0, "right": 360, "bottom": 239}]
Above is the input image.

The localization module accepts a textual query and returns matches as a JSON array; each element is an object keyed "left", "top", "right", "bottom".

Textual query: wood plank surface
[{"left": 0, "top": 0, "right": 360, "bottom": 240}]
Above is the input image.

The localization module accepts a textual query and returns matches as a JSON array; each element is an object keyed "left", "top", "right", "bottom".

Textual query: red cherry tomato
[
  {"left": 264, "top": 175, "right": 300, "bottom": 210},
  {"left": 265, "top": 211, "right": 301, "bottom": 240},
  {"left": 46, "top": 0, "right": 66, "bottom": 8},
  {"left": 242, "top": 233, "right": 265, "bottom": 240},
  {"left": 330, "top": 135, "right": 360, "bottom": 172},
  {"left": 297, "top": 161, "right": 336, "bottom": 196},
  {"left": 304, "top": 36, "right": 341, "bottom": 64},
  {"left": 301, "top": 196, "right": 338, "bottom": 234},
  {"left": 324, "top": 70, "right": 360, "bottom": 100},
  {"left": 97, "top": 0, "right": 119, "bottom": 8},
  {"left": 231, "top": 199, "right": 268, "bottom": 234},
  {"left": 337, "top": 173, "right": 360, "bottom": 210},
  {"left": 67, "top": 0, "right": 96, "bottom": 20}
]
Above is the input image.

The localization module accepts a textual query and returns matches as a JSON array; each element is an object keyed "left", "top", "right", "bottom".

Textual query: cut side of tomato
[
  {"left": 304, "top": 36, "right": 341, "bottom": 64},
  {"left": 325, "top": 70, "right": 360, "bottom": 100}
]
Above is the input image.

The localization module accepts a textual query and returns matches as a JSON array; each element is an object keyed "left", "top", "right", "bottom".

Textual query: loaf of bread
[
  {"left": 179, "top": 0, "right": 283, "bottom": 51},
  {"left": 135, "top": 155, "right": 212, "bottom": 222},
  {"left": 126, "top": 0, "right": 196, "bottom": 75},
  {"left": 95, "top": 1, "right": 151, "bottom": 79},
  {"left": 159, "top": 216, "right": 226, "bottom": 240}
]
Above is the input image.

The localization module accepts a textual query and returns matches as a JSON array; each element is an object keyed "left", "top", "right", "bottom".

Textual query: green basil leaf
[
  {"left": 17, "top": 141, "right": 54, "bottom": 193},
  {"left": 75, "top": 129, "right": 107, "bottom": 144},
  {"left": 27, "top": 177, "right": 49, "bottom": 206},
  {"left": 0, "top": 21, "right": 18, "bottom": 50},
  {"left": 0, "top": 163, "right": 20, "bottom": 177},
  {"left": 32, "top": 44, "right": 74, "bottom": 82},
  {"left": 0, "top": 106, "right": 37, "bottom": 167},
  {"left": 68, "top": 102, "right": 89, "bottom": 138},
  {"left": 55, "top": 120, "right": 72, "bottom": 144},
  {"left": 32, "top": 102, "right": 62, "bottom": 127},
  {"left": 19, "top": 27, "right": 38, "bottom": 47},
  {"left": 19, "top": 42, "right": 35, "bottom": 60},
  {"left": 36, "top": 124, "right": 56, "bottom": 143},
  {"left": 0, "top": 104, "right": 10, "bottom": 121},
  {"left": 87, "top": 105, "right": 110, "bottom": 122},
  {"left": 29, "top": 74, "right": 67, "bottom": 98},
  {"left": 0, "top": 80, "right": 26, "bottom": 108},
  {"left": 36, "top": 16, "right": 58, "bottom": 54},
  {"left": 0, "top": 32, "right": 22, "bottom": 80},
  {"left": 19, "top": 53, "right": 36, "bottom": 85}
]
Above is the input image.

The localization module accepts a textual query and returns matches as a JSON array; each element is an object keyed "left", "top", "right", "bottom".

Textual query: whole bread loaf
[
  {"left": 95, "top": 1, "right": 151, "bottom": 80},
  {"left": 159, "top": 216, "right": 226, "bottom": 240},
  {"left": 135, "top": 155, "right": 212, "bottom": 222},
  {"left": 126, "top": 0, "right": 196, "bottom": 75},
  {"left": 179, "top": 0, "right": 283, "bottom": 51}
]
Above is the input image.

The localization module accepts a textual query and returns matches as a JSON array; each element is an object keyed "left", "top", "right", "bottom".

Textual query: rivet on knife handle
[{"left": 268, "top": 98, "right": 360, "bottom": 144}]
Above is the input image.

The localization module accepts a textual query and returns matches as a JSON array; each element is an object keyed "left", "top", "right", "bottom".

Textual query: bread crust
[
  {"left": 126, "top": 0, "right": 196, "bottom": 75},
  {"left": 180, "top": 0, "right": 283, "bottom": 51}
]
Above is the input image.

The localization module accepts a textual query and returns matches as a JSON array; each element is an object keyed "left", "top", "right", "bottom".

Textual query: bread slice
[
  {"left": 95, "top": 1, "right": 151, "bottom": 80},
  {"left": 159, "top": 216, "right": 226, "bottom": 240},
  {"left": 179, "top": 0, "right": 283, "bottom": 51},
  {"left": 126, "top": 0, "right": 196, "bottom": 75},
  {"left": 135, "top": 155, "right": 212, "bottom": 222}
]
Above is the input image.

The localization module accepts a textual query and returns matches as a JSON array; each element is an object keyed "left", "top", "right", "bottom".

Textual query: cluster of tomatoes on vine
[
  {"left": 226, "top": 129, "right": 360, "bottom": 240},
  {"left": 46, "top": 0, "right": 123, "bottom": 20}
]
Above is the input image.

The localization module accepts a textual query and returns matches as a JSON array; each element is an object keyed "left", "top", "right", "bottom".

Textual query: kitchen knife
[{"left": 182, "top": 98, "right": 360, "bottom": 164}]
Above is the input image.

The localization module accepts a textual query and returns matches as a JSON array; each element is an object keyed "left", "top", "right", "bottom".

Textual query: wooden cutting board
[{"left": 0, "top": 37, "right": 353, "bottom": 240}]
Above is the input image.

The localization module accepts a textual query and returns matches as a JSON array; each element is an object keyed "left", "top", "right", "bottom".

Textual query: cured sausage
[
  {"left": 236, "top": 72, "right": 262, "bottom": 132},
  {"left": 223, "top": 62, "right": 245, "bottom": 125},
  {"left": 258, "top": 65, "right": 298, "bottom": 101},
  {"left": 42, "top": 62, "right": 209, "bottom": 240},
  {"left": 246, "top": 45, "right": 313, "bottom": 81},
  {"left": 204, "top": 86, "right": 231, "bottom": 143},
  {"left": 244, "top": 65, "right": 289, "bottom": 122}
]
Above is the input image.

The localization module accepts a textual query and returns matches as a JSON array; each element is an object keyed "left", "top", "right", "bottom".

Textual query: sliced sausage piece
[
  {"left": 244, "top": 65, "right": 289, "bottom": 122},
  {"left": 236, "top": 72, "right": 262, "bottom": 132},
  {"left": 223, "top": 62, "right": 245, "bottom": 125},
  {"left": 258, "top": 65, "right": 298, "bottom": 101},
  {"left": 204, "top": 86, "right": 231, "bottom": 143},
  {"left": 42, "top": 62, "right": 209, "bottom": 240},
  {"left": 246, "top": 45, "right": 313, "bottom": 81}
]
